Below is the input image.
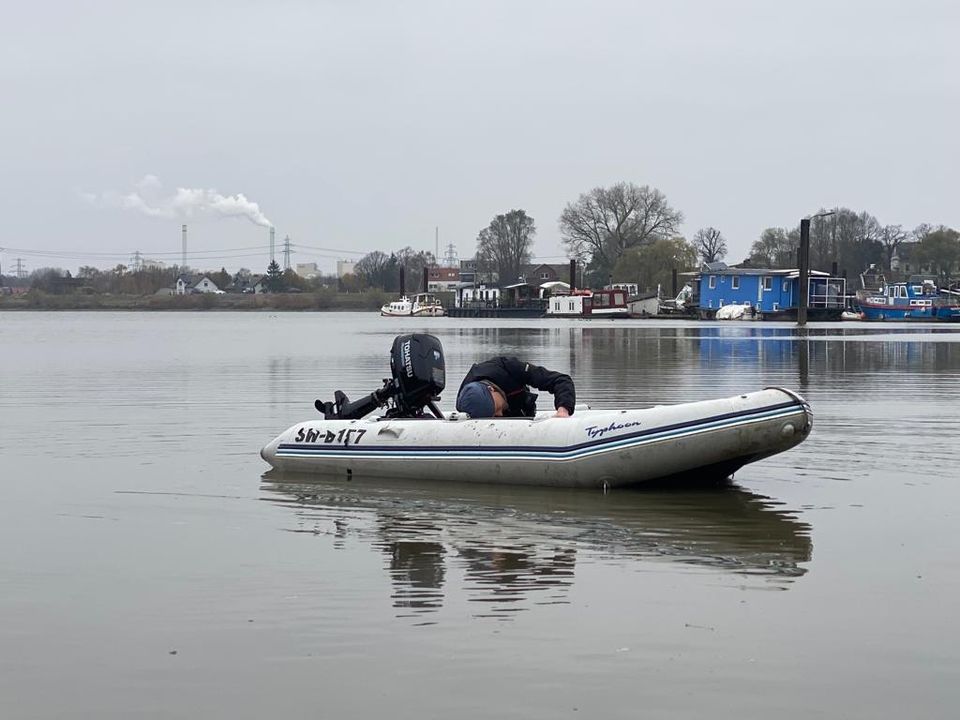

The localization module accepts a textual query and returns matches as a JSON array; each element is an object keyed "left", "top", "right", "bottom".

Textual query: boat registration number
[{"left": 295, "top": 427, "right": 367, "bottom": 445}]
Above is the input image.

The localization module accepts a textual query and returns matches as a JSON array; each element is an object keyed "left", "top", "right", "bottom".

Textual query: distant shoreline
[{"left": 0, "top": 290, "right": 405, "bottom": 312}]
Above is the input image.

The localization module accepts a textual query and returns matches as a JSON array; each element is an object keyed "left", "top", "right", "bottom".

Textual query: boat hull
[
  {"left": 261, "top": 388, "right": 812, "bottom": 488},
  {"left": 859, "top": 302, "right": 960, "bottom": 322},
  {"left": 380, "top": 307, "right": 446, "bottom": 317}
]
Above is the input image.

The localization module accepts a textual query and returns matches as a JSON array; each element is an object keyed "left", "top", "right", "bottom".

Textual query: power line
[
  {"left": 0, "top": 243, "right": 571, "bottom": 270},
  {"left": 293, "top": 243, "right": 367, "bottom": 256},
  {"left": 0, "top": 245, "right": 270, "bottom": 258}
]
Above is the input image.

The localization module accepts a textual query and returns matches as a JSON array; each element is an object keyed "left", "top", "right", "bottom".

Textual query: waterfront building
[
  {"left": 693, "top": 263, "right": 846, "bottom": 320},
  {"left": 427, "top": 266, "right": 460, "bottom": 292}
]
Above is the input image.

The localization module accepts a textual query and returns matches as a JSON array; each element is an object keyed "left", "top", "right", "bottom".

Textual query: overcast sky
[{"left": 1, "top": 0, "right": 957, "bottom": 275}]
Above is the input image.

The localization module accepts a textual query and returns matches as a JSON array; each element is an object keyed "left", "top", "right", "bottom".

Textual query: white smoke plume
[{"left": 85, "top": 175, "right": 273, "bottom": 227}]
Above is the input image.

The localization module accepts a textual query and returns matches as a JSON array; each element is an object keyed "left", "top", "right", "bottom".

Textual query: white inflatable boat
[{"left": 261, "top": 386, "right": 812, "bottom": 488}]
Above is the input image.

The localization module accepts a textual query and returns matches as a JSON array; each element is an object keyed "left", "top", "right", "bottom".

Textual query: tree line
[
  {"left": 11, "top": 185, "right": 958, "bottom": 296},
  {"left": 6, "top": 261, "right": 341, "bottom": 296},
  {"left": 354, "top": 181, "right": 960, "bottom": 294},
  {"left": 748, "top": 214, "right": 959, "bottom": 284},
  {"left": 345, "top": 247, "right": 435, "bottom": 293}
]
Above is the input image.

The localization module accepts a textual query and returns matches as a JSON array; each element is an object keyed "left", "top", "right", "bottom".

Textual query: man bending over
[{"left": 455, "top": 357, "right": 575, "bottom": 418}]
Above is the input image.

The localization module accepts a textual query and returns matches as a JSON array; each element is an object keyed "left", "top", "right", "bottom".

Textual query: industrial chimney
[
  {"left": 181, "top": 224, "right": 187, "bottom": 270},
  {"left": 269, "top": 227, "right": 276, "bottom": 264}
]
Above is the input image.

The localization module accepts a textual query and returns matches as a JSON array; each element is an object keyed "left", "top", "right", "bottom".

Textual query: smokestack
[
  {"left": 181, "top": 224, "right": 187, "bottom": 270},
  {"left": 399, "top": 266, "right": 405, "bottom": 296},
  {"left": 569, "top": 259, "right": 577, "bottom": 291},
  {"left": 269, "top": 227, "right": 276, "bottom": 263},
  {"left": 423, "top": 265, "right": 429, "bottom": 293},
  {"left": 672, "top": 268, "right": 678, "bottom": 297}
]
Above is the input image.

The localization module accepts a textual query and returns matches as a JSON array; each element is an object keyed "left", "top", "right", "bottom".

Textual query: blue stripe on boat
[{"left": 276, "top": 401, "right": 806, "bottom": 462}]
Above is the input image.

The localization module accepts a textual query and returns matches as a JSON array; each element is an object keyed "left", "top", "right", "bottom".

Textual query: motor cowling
[{"left": 389, "top": 333, "right": 445, "bottom": 415}]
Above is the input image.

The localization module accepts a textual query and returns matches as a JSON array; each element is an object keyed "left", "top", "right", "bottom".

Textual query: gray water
[{"left": 1, "top": 312, "right": 958, "bottom": 719}]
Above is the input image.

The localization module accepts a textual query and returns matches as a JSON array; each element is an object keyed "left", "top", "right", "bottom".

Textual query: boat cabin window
[
  {"left": 614, "top": 292, "right": 625, "bottom": 304},
  {"left": 731, "top": 275, "right": 740, "bottom": 290},
  {"left": 763, "top": 277, "right": 772, "bottom": 291}
]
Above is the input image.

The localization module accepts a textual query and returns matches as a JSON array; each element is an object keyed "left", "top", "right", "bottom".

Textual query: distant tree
[
  {"left": 559, "top": 182, "right": 683, "bottom": 282},
  {"left": 29, "top": 267, "right": 69, "bottom": 293},
  {"left": 613, "top": 236, "right": 698, "bottom": 292},
  {"left": 279, "top": 268, "right": 305, "bottom": 291},
  {"left": 476, "top": 209, "right": 535, "bottom": 285},
  {"left": 338, "top": 273, "right": 365, "bottom": 293},
  {"left": 749, "top": 227, "right": 798, "bottom": 268},
  {"left": 308, "top": 273, "right": 339, "bottom": 291},
  {"left": 394, "top": 247, "right": 436, "bottom": 293},
  {"left": 692, "top": 227, "right": 727, "bottom": 265},
  {"left": 354, "top": 251, "right": 393, "bottom": 290},
  {"left": 264, "top": 260, "right": 284, "bottom": 293},
  {"left": 878, "top": 225, "right": 908, "bottom": 271},
  {"left": 209, "top": 267, "right": 232, "bottom": 291},
  {"left": 914, "top": 226, "right": 960, "bottom": 283},
  {"left": 912, "top": 223, "right": 933, "bottom": 243},
  {"left": 805, "top": 208, "right": 882, "bottom": 274}
]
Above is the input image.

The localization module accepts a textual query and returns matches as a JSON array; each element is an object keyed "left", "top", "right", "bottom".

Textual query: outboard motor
[
  {"left": 389, "top": 333, "right": 446, "bottom": 416},
  {"left": 316, "top": 333, "right": 446, "bottom": 420}
]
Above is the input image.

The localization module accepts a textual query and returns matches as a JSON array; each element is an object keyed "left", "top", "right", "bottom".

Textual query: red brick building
[{"left": 427, "top": 266, "right": 460, "bottom": 292}]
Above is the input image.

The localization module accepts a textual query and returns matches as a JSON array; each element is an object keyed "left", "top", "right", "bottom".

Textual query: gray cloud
[{"left": 2, "top": 0, "right": 957, "bottom": 273}]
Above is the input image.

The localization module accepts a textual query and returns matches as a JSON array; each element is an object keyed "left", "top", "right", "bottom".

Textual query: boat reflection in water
[{"left": 261, "top": 472, "right": 812, "bottom": 621}]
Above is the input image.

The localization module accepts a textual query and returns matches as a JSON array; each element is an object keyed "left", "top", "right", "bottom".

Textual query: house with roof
[
  {"left": 175, "top": 274, "right": 222, "bottom": 295},
  {"left": 521, "top": 263, "right": 571, "bottom": 285},
  {"left": 426, "top": 266, "right": 460, "bottom": 292},
  {"left": 691, "top": 262, "right": 846, "bottom": 320}
]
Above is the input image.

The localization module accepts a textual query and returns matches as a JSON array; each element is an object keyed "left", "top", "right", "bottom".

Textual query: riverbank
[{"left": 0, "top": 289, "right": 403, "bottom": 311}]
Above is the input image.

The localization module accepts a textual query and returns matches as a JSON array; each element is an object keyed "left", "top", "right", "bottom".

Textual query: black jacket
[{"left": 459, "top": 357, "right": 576, "bottom": 417}]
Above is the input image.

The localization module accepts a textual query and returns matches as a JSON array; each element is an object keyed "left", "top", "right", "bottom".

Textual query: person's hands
[{"left": 554, "top": 406, "right": 571, "bottom": 418}]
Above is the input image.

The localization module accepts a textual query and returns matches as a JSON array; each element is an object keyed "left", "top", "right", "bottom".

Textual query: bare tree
[
  {"left": 692, "top": 227, "right": 727, "bottom": 265},
  {"left": 476, "top": 209, "right": 535, "bottom": 284},
  {"left": 912, "top": 223, "right": 933, "bottom": 243},
  {"left": 354, "top": 250, "right": 392, "bottom": 289},
  {"left": 806, "top": 208, "right": 882, "bottom": 274},
  {"left": 395, "top": 246, "right": 435, "bottom": 293},
  {"left": 559, "top": 182, "right": 683, "bottom": 278},
  {"left": 878, "top": 224, "right": 908, "bottom": 271},
  {"left": 914, "top": 226, "right": 960, "bottom": 282},
  {"left": 749, "top": 227, "right": 797, "bottom": 268}
]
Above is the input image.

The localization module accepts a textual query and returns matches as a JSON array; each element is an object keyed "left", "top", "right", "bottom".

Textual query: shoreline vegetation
[{"left": 0, "top": 289, "right": 432, "bottom": 312}]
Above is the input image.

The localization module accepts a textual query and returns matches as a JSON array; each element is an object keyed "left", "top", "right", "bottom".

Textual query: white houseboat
[{"left": 380, "top": 293, "right": 446, "bottom": 317}]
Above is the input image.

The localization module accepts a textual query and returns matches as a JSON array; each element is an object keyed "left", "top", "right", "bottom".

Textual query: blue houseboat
[
  {"left": 692, "top": 263, "right": 846, "bottom": 321},
  {"left": 856, "top": 273, "right": 960, "bottom": 322}
]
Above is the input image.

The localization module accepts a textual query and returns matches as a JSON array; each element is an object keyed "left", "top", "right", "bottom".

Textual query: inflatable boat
[
  {"left": 260, "top": 332, "right": 811, "bottom": 488},
  {"left": 261, "top": 387, "right": 812, "bottom": 488}
]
